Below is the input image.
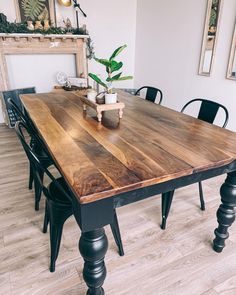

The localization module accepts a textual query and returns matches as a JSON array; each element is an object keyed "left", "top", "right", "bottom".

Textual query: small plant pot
[
  {"left": 35, "top": 20, "right": 43, "bottom": 30},
  {"left": 105, "top": 93, "right": 117, "bottom": 104},
  {"left": 27, "top": 21, "right": 34, "bottom": 31},
  {"left": 44, "top": 20, "right": 50, "bottom": 30}
]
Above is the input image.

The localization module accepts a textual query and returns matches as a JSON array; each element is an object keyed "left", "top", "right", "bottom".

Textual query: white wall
[
  {"left": 135, "top": 0, "right": 236, "bottom": 131},
  {"left": 0, "top": 0, "right": 137, "bottom": 122}
]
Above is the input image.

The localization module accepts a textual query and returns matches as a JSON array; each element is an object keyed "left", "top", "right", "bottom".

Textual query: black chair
[
  {"left": 9, "top": 98, "right": 53, "bottom": 211},
  {"left": 135, "top": 86, "right": 163, "bottom": 104},
  {"left": 15, "top": 121, "right": 124, "bottom": 272},
  {"left": 161, "top": 98, "right": 229, "bottom": 230},
  {"left": 1, "top": 87, "right": 35, "bottom": 128}
]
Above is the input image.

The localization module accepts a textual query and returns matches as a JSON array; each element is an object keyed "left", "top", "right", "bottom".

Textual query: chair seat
[{"left": 48, "top": 177, "right": 72, "bottom": 205}]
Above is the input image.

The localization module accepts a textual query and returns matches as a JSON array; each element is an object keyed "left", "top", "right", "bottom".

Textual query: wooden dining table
[{"left": 21, "top": 90, "right": 236, "bottom": 295}]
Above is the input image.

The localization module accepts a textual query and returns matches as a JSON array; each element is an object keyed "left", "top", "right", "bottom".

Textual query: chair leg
[
  {"left": 161, "top": 191, "right": 174, "bottom": 230},
  {"left": 29, "top": 163, "right": 34, "bottom": 190},
  {"left": 49, "top": 223, "right": 64, "bottom": 273},
  {"left": 110, "top": 209, "right": 124, "bottom": 256},
  {"left": 43, "top": 201, "right": 49, "bottom": 234},
  {"left": 198, "top": 181, "right": 205, "bottom": 211},
  {"left": 34, "top": 169, "right": 44, "bottom": 211},
  {"left": 34, "top": 177, "right": 40, "bottom": 211},
  {"left": 48, "top": 203, "right": 72, "bottom": 273}
]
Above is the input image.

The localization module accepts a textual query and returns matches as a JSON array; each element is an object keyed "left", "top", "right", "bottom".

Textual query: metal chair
[
  {"left": 1, "top": 87, "right": 35, "bottom": 128},
  {"left": 15, "top": 121, "right": 124, "bottom": 272},
  {"left": 161, "top": 98, "right": 229, "bottom": 230},
  {"left": 9, "top": 98, "right": 53, "bottom": 211},
  {"left": 135, "top": 86, "right": 163, "bottom": 104}
]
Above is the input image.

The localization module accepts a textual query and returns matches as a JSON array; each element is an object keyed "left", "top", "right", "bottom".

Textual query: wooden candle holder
[{"left": 79, "top": 95, "right": 125, "bottom": 122}]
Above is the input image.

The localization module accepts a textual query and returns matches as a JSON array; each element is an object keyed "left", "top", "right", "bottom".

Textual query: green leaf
[
  {"left": 110, "top": 61, "right": 123, "bottom": 73},
  {"left": 116, "top": 76, "right": 133, "bottom": 81},
  {"left": 106, "top": 72, "right": 122, "bottom": 82},
  {"left": 21, "top": 0, "right": 46, "bottom": 21},
  {"left": 109, "top": 45, "right": 127, "bottom": 60},
  {"left": 94, "top": 58, "right": 111, "bottom": 68},
  {"left": 88, "top": 73, "right": 107, "bottom": 89}
]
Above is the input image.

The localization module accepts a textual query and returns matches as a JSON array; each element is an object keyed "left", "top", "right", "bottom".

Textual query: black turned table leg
[
  {"left": 79, "top": 228, "right": 108, "bottom": 295},
  {"left": 213, "top": 171, "right": 236, "bottom": 253}
]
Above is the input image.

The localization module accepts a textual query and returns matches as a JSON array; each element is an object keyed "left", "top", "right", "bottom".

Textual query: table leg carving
[
  {"left": 119, "top": 108, "right": 123, "bottom": 119},
  {"left": 97, "top": 111, "right": 102, "bottom": 122},
  {"left": 79, "top": 228, "right": 108, "bottom": 295},
  {"left": 213, "top": 171, "right": 236, "bottom": 253}
]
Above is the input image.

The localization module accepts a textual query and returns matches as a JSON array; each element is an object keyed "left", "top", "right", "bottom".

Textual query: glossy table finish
[{"left": 21, "top": 90, "right": 236, "bottom": 295}]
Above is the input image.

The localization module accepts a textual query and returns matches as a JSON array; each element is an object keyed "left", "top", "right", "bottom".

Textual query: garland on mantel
[
  {"left": 0, "top": 13, "right": 95, "bottom": 59},
  {"left": 0, "top": 21, "right": 86, "bottom": 35}
]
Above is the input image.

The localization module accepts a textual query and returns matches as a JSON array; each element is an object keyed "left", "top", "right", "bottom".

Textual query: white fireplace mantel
[{"left": 0, "top": 33, "right": 89, "bottom": 91}]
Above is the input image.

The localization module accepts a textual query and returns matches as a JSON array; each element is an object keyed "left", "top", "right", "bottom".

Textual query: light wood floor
[{"left": 1, "top": 124, "right": 236, "bottom": 295}]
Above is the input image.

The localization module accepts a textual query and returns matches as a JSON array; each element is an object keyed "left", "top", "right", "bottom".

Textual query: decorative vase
[
  {"left": 105, "top": 93, "right": 117, "bottom": 104},
  {"left": 44, "top": 20, "right": 50, "bottom": 30},
  {"left": 27, "top": 21, "right": 34, "bottom": 31},
  {"left": 35, "top": 20, "right": 43, "bottom": 30}
]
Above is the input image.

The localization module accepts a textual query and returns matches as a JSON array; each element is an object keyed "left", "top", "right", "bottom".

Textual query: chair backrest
[
  {"left": 135, "top": 86, "right": 163, "bottom": 104},
  {"left": 7, "top": 98, "right": 27, "bottom": 125},
  {"left": 15, "top": 121, "right": 71, "bottom": 202},
  {"left": 1, "top": 87, "right": 35, "bottom": 128},
  {"left": 8, "top": 97, "right": 47, "bottom": 152},
  {"left": 7, "top": 98, "right": 41, "bottom": 141},
  {"left": 181, "top": 98, "right": 229, "bottom": 128}
]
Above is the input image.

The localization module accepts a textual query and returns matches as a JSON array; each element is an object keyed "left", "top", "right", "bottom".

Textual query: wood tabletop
[{"left": 21, "top": 90, "right": 236, "bottom": 204}]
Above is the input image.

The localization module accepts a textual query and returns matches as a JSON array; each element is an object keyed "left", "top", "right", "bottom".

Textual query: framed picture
[{"left": 14, "top": 0, "right": 56, "bottom": 25}]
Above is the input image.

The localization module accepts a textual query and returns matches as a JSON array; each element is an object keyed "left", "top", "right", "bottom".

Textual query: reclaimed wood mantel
[{"left": 0, "top": 33, "right": 89, "bottom": 91}]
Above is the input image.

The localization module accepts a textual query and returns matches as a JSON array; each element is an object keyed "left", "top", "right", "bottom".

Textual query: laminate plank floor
[{"left": 0, "top": 124, "right": 236, "bottom": 295}]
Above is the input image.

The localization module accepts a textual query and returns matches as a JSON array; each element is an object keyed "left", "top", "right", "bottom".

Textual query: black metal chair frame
[
  {"left": 161, "top": 98, "right": 229, "bottom": 230},
  {"left": 135, "top": 86, "right": 163, "bottom": 104},
  {"left": 1, "top": 87, "right": 36, "bottom": 128},
  {"left": 181, "top": 98, "right": 229, "bottom": 128},
  {"left": 15, "top": 121, "right": 124, "bottom": 272},
  {"left": 8, "top": 98, "right": 53, "bottom": 210}
]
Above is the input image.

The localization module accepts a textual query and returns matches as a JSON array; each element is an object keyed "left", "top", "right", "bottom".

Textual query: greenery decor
[
  {"left": 0, "top": 20, "right": 86, "bottom": 35},
  {"left": 86, "top": 37, "right": 95, "bottom": 60},
  {"left": 89, "top": 45, "right": 133, "bottom": 94}
]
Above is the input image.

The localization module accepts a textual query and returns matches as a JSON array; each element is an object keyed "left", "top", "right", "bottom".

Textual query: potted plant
[{"left": 89, "top": 45, "right": 133, "bottom": 104}]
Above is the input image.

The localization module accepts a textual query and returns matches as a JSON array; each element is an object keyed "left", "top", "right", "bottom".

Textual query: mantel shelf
[{"left": 0, "top": 33, "right": 89, "bottom": 41}]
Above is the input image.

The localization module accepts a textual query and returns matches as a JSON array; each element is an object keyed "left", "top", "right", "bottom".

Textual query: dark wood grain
[{"left": 21, "top": 90, "right": 236, "bottom": 204}]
